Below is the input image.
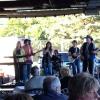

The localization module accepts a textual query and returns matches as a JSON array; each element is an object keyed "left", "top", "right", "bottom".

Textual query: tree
[{"left": 0, "top": 14, "right": 100, "bottom": 51}]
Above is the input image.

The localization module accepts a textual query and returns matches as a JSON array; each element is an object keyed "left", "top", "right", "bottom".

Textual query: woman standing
[
  {"left": 13, "top": 41, "right": 25, "bottom": 83},
  {"left": 42, "top": 41, "right": 53, "bottom": 75}
]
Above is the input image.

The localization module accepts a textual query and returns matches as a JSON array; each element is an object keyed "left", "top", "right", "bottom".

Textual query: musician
[
  {"left": 68, "top": 40, "right": 80, "bottom": 75},
  {"left": 23, "top": 39, "right": 33, "bottom": 81},
  {"left": 42, "top": 41, "right": 53, "bottom": 75},
  {"left": 52, "top": 50, "right": 61, "bottom": 74},
  {"left": 13, "top": 41, "right": 25, "bottom": 83},
  {"left": 80, "top": 35, "right": 96, "bottom": 75}
]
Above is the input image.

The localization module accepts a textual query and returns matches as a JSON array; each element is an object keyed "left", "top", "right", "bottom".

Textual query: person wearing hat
[{"left": 80, "top": 35, "right": 96, "bottom": 75}]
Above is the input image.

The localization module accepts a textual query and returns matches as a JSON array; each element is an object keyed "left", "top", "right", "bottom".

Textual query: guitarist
[
  {"left": 68, "top": 40, "right": 80, "bottom": 75},
  {"left": 23, "top": 39, "right": 34, "bottom": 82},
  {"left": 80, "top": 35, "right": 96, "bottom": 75}
]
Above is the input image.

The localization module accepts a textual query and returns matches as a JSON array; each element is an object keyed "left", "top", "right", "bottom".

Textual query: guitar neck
[
  {"left": 4, "top": 49, "right": 43, "bottom": 58},
  {"left": 95, "top": 48, "right": 100, "bottom": 53}
]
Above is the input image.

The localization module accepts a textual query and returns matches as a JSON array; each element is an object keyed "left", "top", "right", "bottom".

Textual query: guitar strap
[
  {"left": 75, "top": 47, "right": 79, "bottom": 59},
  {"left": 75, "top": 47, "right": 78, "bottom": 54}
]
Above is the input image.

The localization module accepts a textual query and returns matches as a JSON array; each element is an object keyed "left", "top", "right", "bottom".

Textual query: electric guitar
[
  {"left": 68, "top": 53, "right": 80, "bottom": 63},
  {"left": 80, "top": 48, "right": 100, "bottom": 61}
]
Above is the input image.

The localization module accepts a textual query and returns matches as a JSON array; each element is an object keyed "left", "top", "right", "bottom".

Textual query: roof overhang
[{"left": 0, "top": 0, "right": 99, "bottom": 17}]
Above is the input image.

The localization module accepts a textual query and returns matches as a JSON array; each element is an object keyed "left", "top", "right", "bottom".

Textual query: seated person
[
  {"left": 25, "top": 66, "right": 45, "bottom": 91},
  {"left": 35, "top": 76, "right": 67, "bottom": 100},
  {"left": 60, "top": 67, "right": 72, "bottom": 90},
  {"left": 68, "top": 72, "right": 100, "bottom": 100},
  {"left": 52, "top": 50, "right": 61, "bottom": 74},
  {"left": 4, "top": 93, "right": 33, "bottom": 100}
]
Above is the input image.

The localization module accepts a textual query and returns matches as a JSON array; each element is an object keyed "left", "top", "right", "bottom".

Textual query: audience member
[
  {"left": 68, "top": 72, "right": 100, "bottom": 100},
  {"left": 60, "top": 67, "right": 72, "bottom": 90},
  {"left": 25, "top": 66, "right": 45, "bottom": 91},
  {"left": 35, "top": 76, "right": 67, "bottom": 100},
  {"left": 4, "top": 93, "right": 33, "bottom": 100}
]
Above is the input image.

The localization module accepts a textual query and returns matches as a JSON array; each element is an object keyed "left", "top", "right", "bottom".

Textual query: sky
[{"left": 0, "top": 18, "right": 8, "bottom": 27}]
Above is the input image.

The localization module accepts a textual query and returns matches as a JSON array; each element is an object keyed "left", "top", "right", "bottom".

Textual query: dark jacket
[
  {"left": 34, "top": 91, "right": 67, "bottom": 100},
  {"left": 81, "top": 42, "right": 95, "bottom": 59},
  {"left": 60, "top": 76, "right": 71, "bottom": 89}
]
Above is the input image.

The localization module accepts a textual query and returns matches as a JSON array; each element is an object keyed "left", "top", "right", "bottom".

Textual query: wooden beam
[{"left": 0, "top": 8, "right": 84, "bottom": 18}]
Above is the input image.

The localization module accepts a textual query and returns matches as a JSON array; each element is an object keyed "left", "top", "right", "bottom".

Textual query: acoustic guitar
[{"left": 4, "top": 49, "right": 43, "bottom": 58}]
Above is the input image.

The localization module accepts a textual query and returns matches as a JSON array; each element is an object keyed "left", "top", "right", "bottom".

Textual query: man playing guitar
[
  {"left": 68, "top": 40, "right": 80, "bottom": 75},
  {"left": 80, "top": 35, "right": 96, "bottom": 75}
]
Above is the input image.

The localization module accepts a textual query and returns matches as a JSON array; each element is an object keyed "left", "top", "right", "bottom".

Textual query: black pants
[
  {"left": 83, "top": 59, "right": 94, "bottom": 75},
  {"left": 14, "top": 62, "right": 24, "bottom": 82},
  {"left": 52, "top": 62, "right": 61, "bottom": 74}
]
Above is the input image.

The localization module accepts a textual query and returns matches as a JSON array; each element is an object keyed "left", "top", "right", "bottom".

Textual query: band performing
[{"left": 13, "top": 35, "right": 100, "bottom": 83}]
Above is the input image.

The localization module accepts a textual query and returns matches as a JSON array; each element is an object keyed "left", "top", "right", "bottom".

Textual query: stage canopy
[{"left": 0, "top": 0, "right": 99, "bottom": 17}]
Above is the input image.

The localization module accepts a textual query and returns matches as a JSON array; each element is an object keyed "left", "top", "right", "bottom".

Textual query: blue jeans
[
  {"left": 22, "top": 63, "right": 32, "bottom": 82},
  {"left": 72, "top": 58, "right": 80, "bottom": 75},
  {"left": 27, "top": 63, "right": 32, "bottom": 79},
  {"left": 43, "top": 61, "right": 52, "bottom": 75},
  {"left": 22, "top": 64, "right": 27, "bottom": 82}
]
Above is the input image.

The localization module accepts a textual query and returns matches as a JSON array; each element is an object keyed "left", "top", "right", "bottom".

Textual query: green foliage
[{"left": 0, "top": 14, "right": 100, "bottom": 51}]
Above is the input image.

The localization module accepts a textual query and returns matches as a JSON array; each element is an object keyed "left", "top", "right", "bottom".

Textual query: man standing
[
  {"left": 23, "top": 39, "right": 33, "bottom": 82},
  {"left": 69, "top": 40, "right": 80, "bottom": 75},
  {"left": 81, "top": 35, "right": 96, "bottom": 75}
]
